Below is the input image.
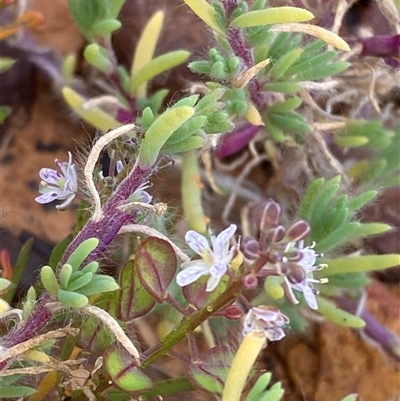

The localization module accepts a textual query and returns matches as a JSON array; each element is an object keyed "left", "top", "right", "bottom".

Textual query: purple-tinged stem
[
  {"left": 0, "top": 164, "right": 156, "bottom": 370},
  {"left": 223, "top": 0, "right": 238, "bottom": 20},
  {"left": 336, "top": 295, "right": 400, "bottom": 363}
]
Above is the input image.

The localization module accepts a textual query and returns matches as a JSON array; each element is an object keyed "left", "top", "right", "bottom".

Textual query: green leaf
[
  {"left": 269, "top": 49, "right": 303, "bottom": 80},
  {"left": 59, "top": 264, "right": 73, "bottom": 289},
  {"left": 246, "top": 372, "right": 272, "bottom": 401},
  {"left": 294, "top": 61, "right": 350, "bottom": 81},
  {"left": 84, "top": 44, "right": 113, "bottom": 74},
  {"left": 66, "top": 238, "right": 99, "bottom": 271},
  {"left": 130, "top": 50, "right": 190, "bottom": 95},
  {"left": 77, "top": 314, "right": 114, "bottom": 353},
  {"left": 347, "top": 190, "right": 377, "bottom": 212},
  {"left": 0, "top": 384, "right": 36, "bottom": 397},
  {"left": 263, "top": 82, "right": 300, "bottom": 93},
  {"left": 349, "top": 222, "right": 392, "bottom": 239},
  {"left": 117, "top": 260, "right": 155, "bottom": 320},
  {"left": 230, "top": 7, "right": 313, "bottom": 27},
  {"left": 268, "top": 111, "right": 311, "bottom": 134},
  {"left": 0, "top": 106, "right": 12, "bottom": 124},
  {"left": 92, "top": 19, "right": 122, "bottom": 36},
  {"left": 264, "top": 115, "right": 286, "bottom": 142},
  {"left": 317, "top": 296, "right": 365, "bottom": 328},
  {"left": 67, "top": 0, "right": 108, "bottom": 39},
  {"left": 3, "top": 237, "right": 33, "bottom": 303},
  {"left": 268, "top": 97, "right": 302, "bottom": 113},
  {"left": 322, "top": 272, "right": 370, "bottom": 288},
  {"left": 299, "top": 177, "right": 325, "bottom": 220},
  {"left": 339, "top": 395, "right": 358, "bottom": 401},
  {"left": 58, "top": 289, "right": 88, "bottom": 308},
  {"left": 335, "top": 136, "right": 369, "bottom": 148},
  {"left": 135, "top": 237, "right": 177, "bottom": 302},
  {"left": 40, "top": 266, "right": 60, "bottom": 296},
  {"left": 314, "top": 222, "right": 361, "bottom": 252},
  {"left": 183, "top": 0, "right": 225, "bottom": 34},
  {"left": 66, "top": 272, "right": 93, "bottom": 292},
  {"left": 166, "top": 115, "right": 207, "bottom": 146},
  {"left": 320, "top": 254, "right": 400, "bottom": 276},
  {"left": 138, "top": 106, "right": 194, "bottom": 167},
  {"left": 162, "top": 135, "right": 205, "bottom": 153},
  {"left": 0, "top": 57, "right": 16, "bottom": 72},
  {"left": 104, "top": 346, "right": 153, "bottom": 392},
  {"left": 77, "top": 275, "right": 119, "bottom": 296},
  {"left": 187, "top": 346, "right": 233, "bottom": 394}
]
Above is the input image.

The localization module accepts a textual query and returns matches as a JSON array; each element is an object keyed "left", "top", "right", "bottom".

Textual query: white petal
[
  {"left": 185, "top": 231, "right": 211, "bottom": 255},
  {"left": 176, "top": 262, "right": 209, "bottom": 287},
  {"left": 212, "top": 224, "right": 237, "bottom": 258},
  {"left": 206, "top": 274, "right": 221, "bottom": 292}
]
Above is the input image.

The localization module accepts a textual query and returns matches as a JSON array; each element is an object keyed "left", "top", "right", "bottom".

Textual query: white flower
[
  {"left": 242, "top": 306, "right": 289, "bottom": 341},
  {"left": 283, "top": 241, "right": 321, "bottom": 310},
  {"left": 176, "top": 224, "right": 237, "bottom": 292},
  {"left": 35, "top": 152, "right": 78, "bottom": 210}
]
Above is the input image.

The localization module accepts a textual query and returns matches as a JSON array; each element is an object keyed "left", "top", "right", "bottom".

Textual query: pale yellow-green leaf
[
  {"left": 271, "top": 23, "right": 350, "bottom": 51},
  {"left": 130, "top": 51, "right": 190, "bottom": 95},
  {"left": 320, "top": 254, "right": 400, "bottom": 276},
  {"left": 335, "top": 135, "right": 369, "bottom": 147},
  {"left": 245, "top": 101, "right": 264, "bottom": 126},
  {"left": 131, "top": 11, "right": 165, "bottom": 98},
  {"left": 183, "top": 0, "right": 224, "bottom": 35},
  {"left": 62, "top": 87, "right": 120, "bottom": 131},
  {"left": 0, "top": 57, "right": 16, "bottom": 72},
  {"left": 317, "top": 296, "right": 365, "bottom": 328},
  {"left": 231, "top": 7, "right": 314, "bottom": 28}
]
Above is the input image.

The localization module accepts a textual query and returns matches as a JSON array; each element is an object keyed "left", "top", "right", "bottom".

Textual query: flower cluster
[
  {"left": 35, "top": 152, "right": 78, "bottom": 210},
  {"left": 176, "top": 224, "right": 237, "bottom": 292},
  {"left": 242, "top": 200, "right": 325, "bottom": 310}
]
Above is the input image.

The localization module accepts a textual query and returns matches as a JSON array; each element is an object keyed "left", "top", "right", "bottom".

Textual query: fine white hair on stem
[
  {"left": 83, "top": 304, "right": 140, "bottom": 363},
  {"left": 118, "top": 224, "right": 190, "bottom": 263},
  {"left": 0, "top": 327, "right": 79, "bottom": 363},
  {"left": 85, "top": 124, "right": 136, "bottom": 222}
]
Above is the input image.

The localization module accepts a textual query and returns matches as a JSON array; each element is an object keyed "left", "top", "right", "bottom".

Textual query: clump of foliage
[{"left": 0, "top": 0, "right": 399, "bottom": 400}]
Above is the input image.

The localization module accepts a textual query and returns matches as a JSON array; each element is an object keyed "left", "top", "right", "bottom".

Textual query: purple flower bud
[
  {"left": 260, "top": 200, "right": 281, "bottom": 231},
  {"left": 284, "top": 220, "right": 311, "bottom": 243}
]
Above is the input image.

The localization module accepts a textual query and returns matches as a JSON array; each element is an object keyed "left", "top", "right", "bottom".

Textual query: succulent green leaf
[
  {"left": 339, "top": 395, "right": 358, "bottom": 401},
  {"left": 246, "top": 372, "right": 272, "bottom": 401},
  {"left": 130, "top": 50, "right": 190, "bottom": 95},
  {"left": 84, "top": 44, "right": 113, "bottom": 74},
  {"left": 40, "top": 266, "right": 60, "bottom": 296},
  {"left": 162, "top": 135, "right": 205, "bottom": 153},
  {"left": 166, "top": 115, "right": 207, "bottom": 146},
  {"left": 183, "top": 0, "right": 225, "bottom": 34},
  {"left": 264, "top": 115, "right": 286, "bottom": 142},
  {"left": 322, "top": 272, "right": 370, "bottom": 288},
  {"left": 316, "top": 296, "right": 365, "bottom": 328},
  {"left": 230, "top": 7, "right": 313, "bottom": 27},
  {"left": 77, "top": 276, "right": 119, "bottom": 296},
  {"left": 0, "top": 106, "right": 12, "bottom": 124},
  {"left": 138, "top": 106, "right": 194, "bottom": 167},
  {"left": 349, "top": 222, "right": 392, "bottom": 239},
  {"left": 171, "top": 95, "right": 199, "bottom": 109},
  {"left": 58, "top": 289, "right": 88, "bottom": 308},
  {"left": 80, "top": 261, "right": 99, "bottom": 275},
  {"left": 135, "top": 237, "right": 177, "bottom": 302},
  {"left": 335, "top": 136, "right": 369, "bottom": 148},
  {"left": 92, "top": 19, "right": 122, "bottom": 36},
  {"left": 320, "top": 254, "right": 400, "bottom": 276},
  {"left": 66, "top": 238, "right": 99, "bottom": 271},
  {"left": 59, "top": 264, "right": 73, "bottom": 289},
  {"left": 66, "top": 272, "right": 93, "bottom": 292},
  {"left": 141, "top": 107, "right": 154, "bottom": 130}
]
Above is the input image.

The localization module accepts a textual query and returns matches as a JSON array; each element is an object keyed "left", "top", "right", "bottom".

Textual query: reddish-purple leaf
[
  {"left": 135, "top": 237, "right": 177, "bottom": 303},
  {"left": 103, "top": 345, "right": 153, "bottom": 392},
  {"left": 117, "top": 260, "right": 155, "bottom": 321},
  {"left": 182, "top": 274, "right": 230, "bottom": 309},
  {"left": 187, "top": 346, "right": 234, "bottom": 394}
]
